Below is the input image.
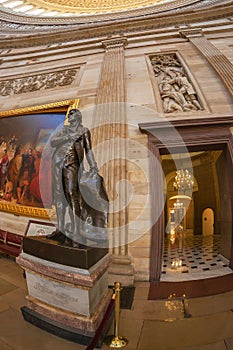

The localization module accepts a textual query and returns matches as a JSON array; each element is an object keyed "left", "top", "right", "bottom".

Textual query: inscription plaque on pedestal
[{"left": 25, "top": 220, "right": 56, "bottom": 237}]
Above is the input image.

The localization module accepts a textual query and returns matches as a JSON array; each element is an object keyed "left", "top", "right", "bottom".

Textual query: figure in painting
[
  {"left": 46, "top": 108, "right": 108, "bottom": 247},
  {"left": 21, "top": 148, "right": 35, "bottom": 180},
  {"left": 3, "top": 177, "right": 13, "bottom": 201},
  {"left": 6, "top": 145, "right": 22, "bottom": 199},
  {"left": 8, "top": 135, "right": 17, "bottom": 152},
  {"left": 0, "top": 149, "right": 9, "bottom": 191},
  {"left": 16, "top": 169, "right": 30, "bottom": 204}
]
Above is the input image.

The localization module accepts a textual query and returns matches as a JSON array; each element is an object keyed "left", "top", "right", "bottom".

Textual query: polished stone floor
[
  {"left": 0, "top": 253, "right": 233, "bottom": 350},
  {"left": 161, "top": 234, "right": 232, "bottom": 281}
]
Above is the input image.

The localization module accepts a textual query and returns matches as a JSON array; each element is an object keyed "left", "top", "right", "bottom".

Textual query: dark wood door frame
[{"left": 139, "top": 116, "right": 233, "bottom": 282}]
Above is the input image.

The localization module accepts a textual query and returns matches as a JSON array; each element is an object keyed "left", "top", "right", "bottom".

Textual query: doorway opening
[
  {"left": 139, "top": 116, "right": 233, "bottom": 282},
  {"left": 161, "top": 150, "right": 231, "bottom": 281}
]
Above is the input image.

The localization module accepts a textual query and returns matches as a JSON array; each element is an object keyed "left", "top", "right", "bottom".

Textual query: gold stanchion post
[{"left": 104, "top": 282, "right": 128, "bottom": 348}]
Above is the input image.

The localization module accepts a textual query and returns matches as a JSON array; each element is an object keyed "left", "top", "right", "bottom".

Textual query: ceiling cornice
[
  {"left": 0, "top": 1, "right": 232, "bottom": 48},
  {"left": 0, "top": 0, "right": 230, "bottom": 25}
]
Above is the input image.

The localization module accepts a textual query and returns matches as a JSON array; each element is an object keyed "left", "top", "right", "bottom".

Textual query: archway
[{"left": 202, "top": 208, "right": 214, "bottom": 235}]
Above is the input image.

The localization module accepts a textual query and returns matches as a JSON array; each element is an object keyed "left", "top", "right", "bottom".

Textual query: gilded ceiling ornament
[{"left": 20, "top": 0, "right": 164, "bottom": 13}]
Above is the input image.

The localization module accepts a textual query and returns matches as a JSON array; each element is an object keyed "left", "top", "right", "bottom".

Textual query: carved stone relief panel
[
  {"left": 0, "top": 68, "right": 78, "bottom": 96},
  {"left": 150, "top": 53, "right": 203, "bottom": 113}
]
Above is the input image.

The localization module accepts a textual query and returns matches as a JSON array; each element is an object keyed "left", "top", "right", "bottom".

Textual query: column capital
[
  {"left": 102, "top": 36, "right": 128, "bottom": 49},
  {"left": 180, "top": 28, "right": 203, "bottom": 39}
]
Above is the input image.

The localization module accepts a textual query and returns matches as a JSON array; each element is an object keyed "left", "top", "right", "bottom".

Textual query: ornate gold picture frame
[{"left": 0, "top": 99, "right": 79, "bottom": 219}]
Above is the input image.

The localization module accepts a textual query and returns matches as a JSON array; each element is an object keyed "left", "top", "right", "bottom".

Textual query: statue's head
[{"left": 68, "top": 109, "right": 82, "bottom": 125}]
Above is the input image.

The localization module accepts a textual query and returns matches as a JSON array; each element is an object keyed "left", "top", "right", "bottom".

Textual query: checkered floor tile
[{"left": 162, "top": 234, "right": 229, "bottom": 276}]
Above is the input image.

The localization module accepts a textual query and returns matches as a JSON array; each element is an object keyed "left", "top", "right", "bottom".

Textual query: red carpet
[{"left": 148, "top": 273, "right": 233, "bottom": 300}]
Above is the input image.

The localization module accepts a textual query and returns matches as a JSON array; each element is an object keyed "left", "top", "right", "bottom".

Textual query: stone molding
[
  {"left": 0, "top": 0, "right": 216, "bottom": 25},
  {"left": 180, "top": 28, "right": 203, "bottom": 38},
  {"left": 102, "top": 37, "right": 128, "bottom": 49},
  {"left": 0, "top": 19, "right": 67, "bottom": 31},
  {"left": 0, "top": 1, "right": 233, "bottom": 49},
  {"left": 17, "top": 252, "right": 112, "bottom": 287}
]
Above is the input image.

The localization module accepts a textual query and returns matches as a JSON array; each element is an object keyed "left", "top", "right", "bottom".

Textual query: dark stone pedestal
[{"left": 23, "top": 235, "right": 108, "bottom": 268}]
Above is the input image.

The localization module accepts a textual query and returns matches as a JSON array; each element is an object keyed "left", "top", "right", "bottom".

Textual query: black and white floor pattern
[{"left": 161, "top": 233, "right": 232, "bottom": 281}]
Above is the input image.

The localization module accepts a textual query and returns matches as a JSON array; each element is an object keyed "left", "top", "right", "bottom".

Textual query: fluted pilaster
[
  {"left": 92, "top": 37, "right": 133, "bottom": 285},
  {"left": 180, "top": 28, "right": 233, "bottom": 97}
]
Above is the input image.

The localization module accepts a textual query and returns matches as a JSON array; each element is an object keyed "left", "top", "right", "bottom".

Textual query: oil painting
[{"left": 0, "top": 100, "right": 76, "bottom": 218}]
